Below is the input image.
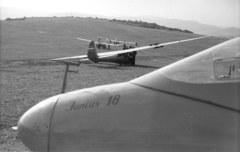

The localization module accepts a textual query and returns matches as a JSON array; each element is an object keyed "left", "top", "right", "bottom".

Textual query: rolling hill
[
  {"left": 1, "top": 17, "right": 226, "bottom": 61},
  {"left": 1, "top": 7, "right": 239, "bottom": 38},
  {"left": 116, "top": 15, "right": 240, "bottom": 38}
]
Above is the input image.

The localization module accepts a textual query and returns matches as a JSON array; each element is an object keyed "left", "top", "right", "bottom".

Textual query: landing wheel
[{"left": 130, "top": 55, "right": 136, "bottom": 65}]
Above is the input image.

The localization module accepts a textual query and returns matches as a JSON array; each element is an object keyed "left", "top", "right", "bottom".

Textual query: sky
[{"left": 1, "top": 0, "right": 239, "bottom": 28}]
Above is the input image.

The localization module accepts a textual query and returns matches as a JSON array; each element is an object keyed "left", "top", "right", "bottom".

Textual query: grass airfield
[{"left": 0, "top": 17, "right": 227, "bottom": 151}]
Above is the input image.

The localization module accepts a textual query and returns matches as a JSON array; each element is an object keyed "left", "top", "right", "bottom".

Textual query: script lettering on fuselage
[
  {"left": 66, "top": 95, "right": 121, "bottom": 111},
  {"left": 66, "top": 101, "right": 100, "bottom": 111}
]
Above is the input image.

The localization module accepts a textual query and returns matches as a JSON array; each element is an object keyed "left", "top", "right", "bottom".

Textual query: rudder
[{"left": 88, "top": 41, "right": 99, "bottom": 63}]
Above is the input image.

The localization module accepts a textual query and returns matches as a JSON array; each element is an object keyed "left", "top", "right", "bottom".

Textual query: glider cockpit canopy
[
  {"left": 133, "top": 37, "right": 240, "bottom": 85},
  {"left": 162, "top": 37, "right": 240, "bottom": 83}
]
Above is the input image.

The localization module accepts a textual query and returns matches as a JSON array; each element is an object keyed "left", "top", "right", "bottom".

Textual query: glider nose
[{"left": 17, "top": 95, "right": 60, "bottom": 151}]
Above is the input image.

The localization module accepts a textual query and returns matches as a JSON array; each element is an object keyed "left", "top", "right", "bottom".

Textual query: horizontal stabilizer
[
  {"left": 51, "top": 55, "right": 88, "bottom": 61},
  {"left": 77, "top": 38, "right": 92, "bottom": 42}
]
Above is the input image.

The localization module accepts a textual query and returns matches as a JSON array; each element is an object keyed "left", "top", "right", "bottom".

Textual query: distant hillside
[
  {"left": 1, "top": 7, "right": 238, "bottom": 38},
  {"left": 47, "top": 12, "right": 109, "bottom": 19},
  {"left": 208, "top": 27, "right": 240, "bottom": 38},
  {"left": 115, "top": 15, "right": 240, "bottom": 38}
]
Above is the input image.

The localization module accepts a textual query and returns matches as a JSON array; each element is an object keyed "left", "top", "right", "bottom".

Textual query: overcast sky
[{"left": 1, "top": 0, "right": 239, "bottom": 28}]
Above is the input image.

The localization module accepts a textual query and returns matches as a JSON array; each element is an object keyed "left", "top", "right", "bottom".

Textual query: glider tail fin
[{"left": 88, "top": 41, "right": 99, "bottom": 63}]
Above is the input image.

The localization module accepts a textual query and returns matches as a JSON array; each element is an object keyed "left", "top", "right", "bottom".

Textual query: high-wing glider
[
  {"left": 17, "top": 37, "right": 240, "bottom": 152},
  {"left": 53, "top": 36, "right": 211, "bottom": 65},
  {"left": 98, "top": 36, "right": 138, "bottom": 47},
  {"left": 77, "top": 37, "right": 122, "bottom": 50}
]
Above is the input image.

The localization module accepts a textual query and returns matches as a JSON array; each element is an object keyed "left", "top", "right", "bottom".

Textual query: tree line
[
  {"left": 110, "top": 19, "right": 193, "bottom": 34},
  {"left": 5, "top": 17, "right": 27, "bottom": 21}
]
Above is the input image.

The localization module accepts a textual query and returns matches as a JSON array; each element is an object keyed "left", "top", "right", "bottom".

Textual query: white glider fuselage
[
  {"left": 18, "top": 76, "right": 240, "bottom": 152},
  {"left": 17, "top": 38, "right": 240, "bottom": 152}
]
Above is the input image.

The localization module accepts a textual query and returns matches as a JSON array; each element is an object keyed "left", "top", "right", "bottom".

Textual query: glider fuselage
[{"left": 18, "top": 74, "right": 240, "bottom": 152}]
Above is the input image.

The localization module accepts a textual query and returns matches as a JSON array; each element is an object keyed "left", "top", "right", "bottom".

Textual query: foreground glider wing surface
[
  {"left": 52, "top": 36, "right": 210, "bottom": 64},
  {"left": 18, "top": 37, "right": 240, "bottom": 152}
]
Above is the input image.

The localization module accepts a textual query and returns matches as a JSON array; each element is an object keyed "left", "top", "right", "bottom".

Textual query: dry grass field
[{"left": 0, "top": 17, "right": 227, "bottom": 151}]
